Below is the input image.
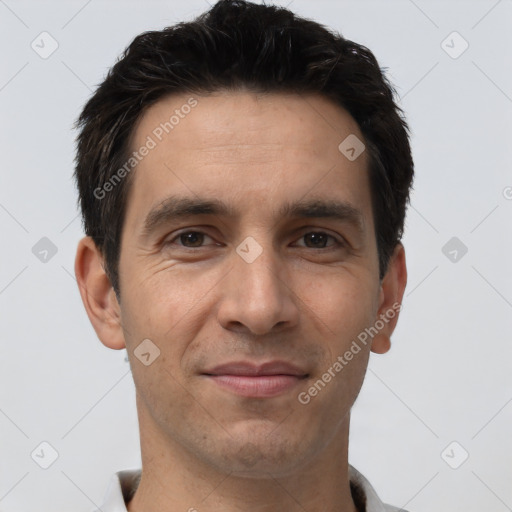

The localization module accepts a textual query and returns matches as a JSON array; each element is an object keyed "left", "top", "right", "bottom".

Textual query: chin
[{"left": 210, "top": 424, "right": 318, "bottom": 477}]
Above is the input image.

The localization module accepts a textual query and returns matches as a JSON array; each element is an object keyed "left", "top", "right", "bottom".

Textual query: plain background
[{"left": 1, "top": 1, "right": 511, "bottom": 511}]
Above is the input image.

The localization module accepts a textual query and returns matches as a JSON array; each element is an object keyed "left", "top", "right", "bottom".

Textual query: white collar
[{"left": 96, "top": 465, "right": 406, "bottom": 512}]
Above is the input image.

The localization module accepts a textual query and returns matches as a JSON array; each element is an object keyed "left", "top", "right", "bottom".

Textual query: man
[{"left": 73, "top": 1, "right": 413, "bottom": 511}]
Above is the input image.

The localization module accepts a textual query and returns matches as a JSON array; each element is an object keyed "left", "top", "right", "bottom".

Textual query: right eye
[{"left": 165, "top": 230, "right": 218, "bottom": 249}]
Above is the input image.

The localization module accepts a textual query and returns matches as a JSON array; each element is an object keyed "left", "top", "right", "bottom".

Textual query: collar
[{"left": 96, "top": 465, "right": 405, "bottom": 512}]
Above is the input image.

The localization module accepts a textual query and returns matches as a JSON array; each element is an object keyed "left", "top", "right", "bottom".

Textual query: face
[{"left": 112, "top": 91, "right": 390, "bottom": 476}]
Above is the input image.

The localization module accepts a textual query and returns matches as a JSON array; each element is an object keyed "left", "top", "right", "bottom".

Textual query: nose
[{"left": 216, "top": 237, "right": 300, "bottom": 336}]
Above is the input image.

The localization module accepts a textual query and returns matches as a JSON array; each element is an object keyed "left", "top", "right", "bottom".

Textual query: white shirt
[{"left": 93, "top": 465, "right": 409, "bottom": 512}]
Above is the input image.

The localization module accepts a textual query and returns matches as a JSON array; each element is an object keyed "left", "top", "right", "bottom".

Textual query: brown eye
[
  {"left": 179, "top": 232, "right": 205, "bottom": 247},
  {"left": 166, "top": 230, "right": 215, "bottom": 248},
  {"left": 296, "top": 231, "right": 343, "bottom": 249}
]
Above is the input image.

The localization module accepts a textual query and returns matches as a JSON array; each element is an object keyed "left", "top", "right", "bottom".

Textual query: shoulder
[{"left": 349, "top": 465, "right": 410, "bottom": 512}]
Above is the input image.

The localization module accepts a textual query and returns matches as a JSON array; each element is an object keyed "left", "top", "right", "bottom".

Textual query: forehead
[
  {"left": 124, "top": 90, "right": 372, "bottom": 234},
  {"left": 132, "top": 90, "right": 365, "bottom": 160}
]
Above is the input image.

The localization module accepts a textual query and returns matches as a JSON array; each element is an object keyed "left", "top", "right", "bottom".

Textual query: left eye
[
  {"left": 294, "top": 231, "right": 342, "bottom": 249},
  {"left": 166, "top": 230, "right": 342, "bottom": 249}
]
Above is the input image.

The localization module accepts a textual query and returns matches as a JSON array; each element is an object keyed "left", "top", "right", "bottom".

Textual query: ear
[
  {"left": 74, "top": 236, "right": 126, "bottom": 350},
  {"left": 370, "top": 242, "right": 407, "bottom": 355}
]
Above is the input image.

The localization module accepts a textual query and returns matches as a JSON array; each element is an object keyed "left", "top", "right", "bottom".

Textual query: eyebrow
[{"left": 141, "top": 195, "right": 365, "bottom": 238}]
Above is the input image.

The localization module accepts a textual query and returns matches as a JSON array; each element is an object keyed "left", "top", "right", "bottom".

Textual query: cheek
[
  {"left": 294, "top": 276, "right": 374, "bottom": 421},
  {"left": 120, "top": 265, "right": 218, "bottom": 367},
  {"left": 119, "top": 273, "right": 203, "bottom": 421},
  {"left": 297, "top": 268, "right": 378, "bottom": 353},
  {"left": 121, "top": 263, "right": 189, "bottom": 331}
]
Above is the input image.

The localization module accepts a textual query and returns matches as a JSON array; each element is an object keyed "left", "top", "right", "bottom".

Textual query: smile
[{"left": 202, "top": 361, "right": 309, "bottom": 398}]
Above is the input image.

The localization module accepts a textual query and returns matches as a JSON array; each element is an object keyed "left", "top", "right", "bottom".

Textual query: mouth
[{"left": 202, "top": 361, "right": 309, "bottom": 398}]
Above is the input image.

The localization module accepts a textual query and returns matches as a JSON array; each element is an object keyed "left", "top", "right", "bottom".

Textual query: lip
[
  {"left": 202, "top": 361, "right": 309, "bottom": 398},
  {"left": 205, "top": 361, "right": 308, "bottom": 377}
]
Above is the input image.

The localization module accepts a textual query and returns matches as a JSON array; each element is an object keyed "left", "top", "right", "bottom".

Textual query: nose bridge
[
  {"left": 217, "top": 230, "right": 298, "bottom": 335},
  {"left": 234, "top": 231, "right": 283, "bottom": 301}
]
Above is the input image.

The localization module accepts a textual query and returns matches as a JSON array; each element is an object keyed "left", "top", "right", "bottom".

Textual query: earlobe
[
  {"left": 371, "top": 335, "right": 391, "bottom": 355},
  {"left": 74, "top": 236, "right": 126, "bottom": 350},
  {"left": 370, "top": 242, "right": 407, "bottom": 355}
]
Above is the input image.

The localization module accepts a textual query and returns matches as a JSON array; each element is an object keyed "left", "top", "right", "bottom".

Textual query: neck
[{"left": 127, "top": 397, "right": 358, "bottom": 512}]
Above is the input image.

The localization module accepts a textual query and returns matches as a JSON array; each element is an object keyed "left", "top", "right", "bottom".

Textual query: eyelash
[{"left": 165, "top": 229, "right": 346, "bottom": 251}]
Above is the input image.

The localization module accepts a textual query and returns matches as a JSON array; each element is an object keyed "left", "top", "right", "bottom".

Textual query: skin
[{"left": 75, "top": 91, "right": 407, "bottom": 512}]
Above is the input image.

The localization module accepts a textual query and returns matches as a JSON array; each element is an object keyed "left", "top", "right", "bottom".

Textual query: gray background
[{"left": 1, "top": 0, "right": 511, "bottom": 511}]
